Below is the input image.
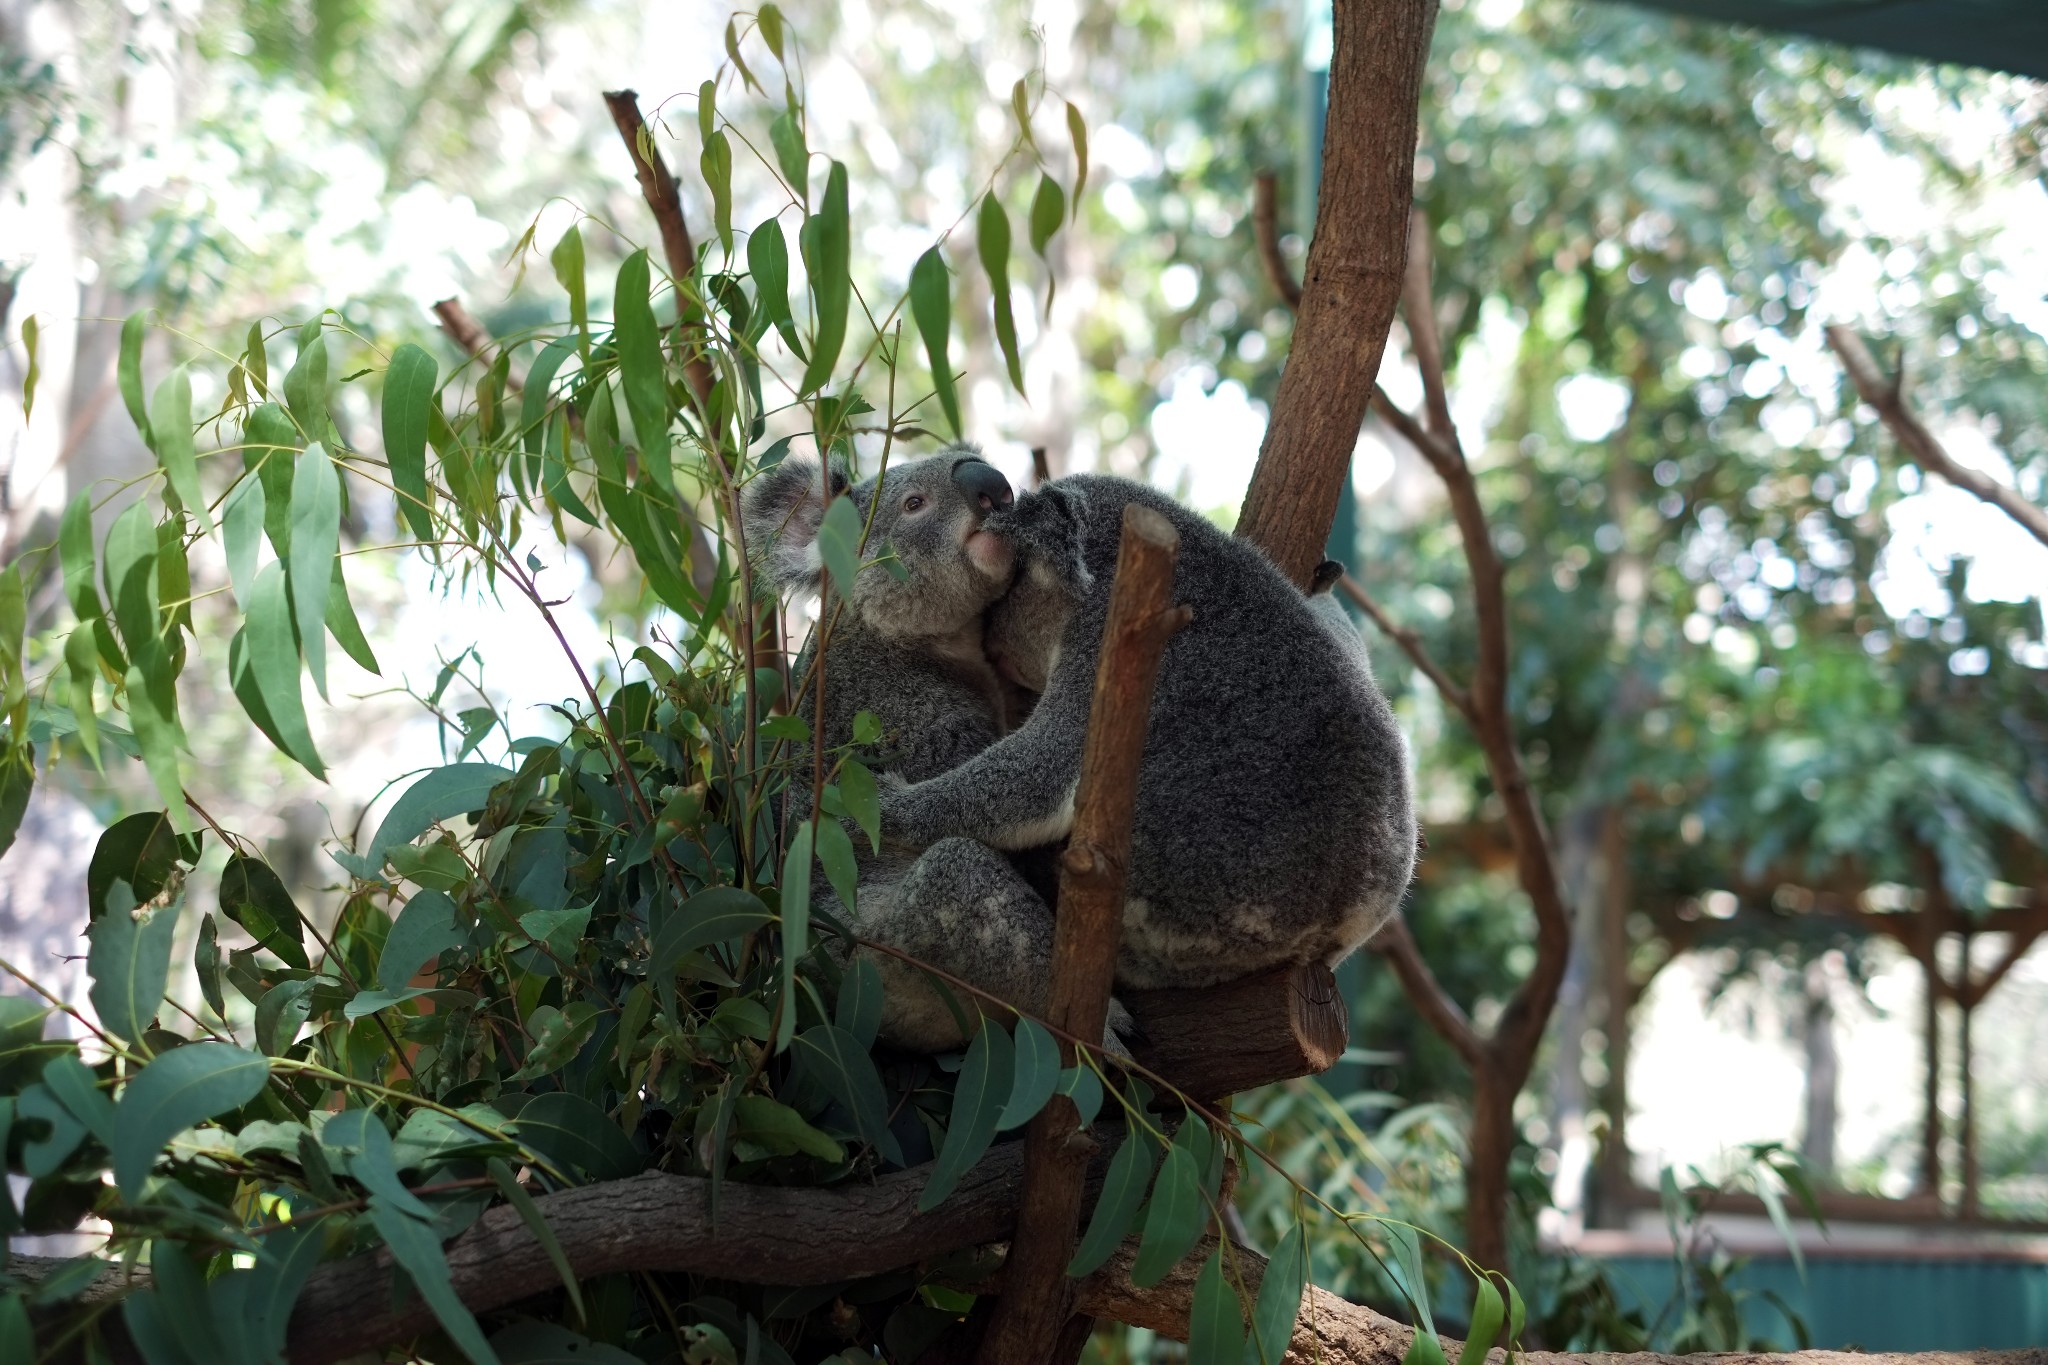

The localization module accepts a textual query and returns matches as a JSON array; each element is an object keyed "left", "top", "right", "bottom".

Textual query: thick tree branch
[
  {"left": 1126, "top": 961, "right": 1349, "bottom": 1102},
  {"left": 980, "top": 505, "right": 1191, "bottom": 1363},
  {"left": 601, "top": 89, "right": 718, "bottom": 406},
  {"left": 1336, "top": 572, "right": 1473, "bottom": 721},
  {"left": 1252, "top": 171, "right": 1303, "bottom": 308},
  {"left": 1825, "top": 324, "right": 2048, "bottom": 550},
  {"left": 1366, "top": 916, "right": 1484, "bottom": 1066},
  {"left": 1235, "top": 0, "right": 1441, "bottom": 587}
]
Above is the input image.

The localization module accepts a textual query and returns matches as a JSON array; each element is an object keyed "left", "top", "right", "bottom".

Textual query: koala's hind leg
[{"left": 857, "top": 837, "right": 1131, "bottom": 1056}]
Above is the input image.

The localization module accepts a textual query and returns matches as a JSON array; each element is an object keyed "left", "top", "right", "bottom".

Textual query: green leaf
[
  {"left": 838, "top": 759, "right": 881, "bottom": 854},
  {"left": 1029, "top": 174, "right": 1066, "bottom": 259},
  {"left": 194, "top": 913, "right": 225, "bottom": 1018},
  {"left": 103, "top": 500, "right": 159, "bottom": 670},
  {"left": 326, "top": 556, "right": 379, "bottom": 675},
  {"left": 769, "top": 110, "right": 808, "bottom": 204},
  {"left": 1383, "top": 1221, "right": 1437, "bottom": 1337},
  {"left": 253, "top": 979, "right": 312, "bottom": 1056},
  {"left": 792, "top": 1023, "right": 904, "bottom": 1166},
  {"left": 998, "top": 1017, "right": 1060, "bottom": 1130},
  {"left": 488, "top": 1158, "right": 587, "bottom": 1327},
  {"left": 87, "top": 899, "right": 178, "bottom": 1046},
  {"left": 1130, "top": 1121, "right": 1210, "bottom": 1287},
  {"left": 339, "top": 762, "right": 513, "bottom": 877},
  {"left": 1404, "top": 1328, "right": 1449, "bottom": 1365},
  {"left": 17, "top": 314, "right": 36, "bottom": 421},
  {"left": 1066, "top": 102, "right": 1088, "bottom": 217},
  {"left": 0, "top": 998, "right": 54, "bottom": 1091},
  {"left": 124, "top": 659, "right": 188, "bottom": 825},
  {"left": 834, "top": 955, "right": 883, "bottom": 1050},
  {"left": 242, "top": 320, "right": 270, "bottom": 398},
  {"left": 376, "top": 888, "right": 462, "bottom": 992},
  {"left": 815, "top": 814, "right": 858, "bottom": 914},
  {"left": 283, "top": 319, "right": 328, "bottom": 445},
  {"left": 368, "top": 1197, "right": 505, "bottom": 1365},
  {"left": 289, "top": 442, "right": 340, "bottom": 700},
  {"left": 977, "top": 194, "right": 1024, "bottom": 394},
  {"left": 148, "top": 366, "right": 210, "bottom": 534},
  {"left": 0, "top": 1293, "right": 29, "bottom": 1363},
  {"left": 1054, "top": 1064, "right": 1103, "bottom": 1131},
  {"left": 62, "top": 632, "right": 102, "bottom": 767},
  {"left": 509, "top": 1091, "right": 643, "bottom": 1183},
  {"left": 907, "top": 248, "right": 961, "bottom": 440},
  {"left": 649, "top": 886, "right": 773, "bottom": 1015},
  {"left": 1505, "top": 1275, "right": 1527, "bottom": 1346},
  {"left": 383, "top": 344, "right": 438, "bottom": 543},
  {"left": 1186, "top": 1243, "right": 1244, "bottom": 1365},
  {"left": 238, "top": 562, "right": 326, "bottom": 777},
  {"left": 731, "top": 1093, "right": 841, "bottom": 1163},
  {"left": 814, "top": 493, "right": 864, "bottom": 598},
  {"left": 43, "top": 1053, "right": 115, "bottom": 1145},
  {"left": 1459, "top": 1276, "right": 1504, "bottom": 1365},
  {"left": 748, "top": 218, "right": 804, "bottom": 359},
  {"left": 520, "top": 334, "right": 577, "bottom": 459},
  {"left": 797, "top": 162, "right": 849, "bottom": 396},
  {"left": 550, "top": 226, "right": 588, "bottom": 357},
  {"left": 58, "top": 490, "right": 106, "bottom": 629},
  {"left": 725, "top": 18, "right": 761, "bottom": 93},
  {"left": 776, "top": 822, "right": 813, "bottom": 1053},
  {"left": 758, "top": 2, "right": 786, "bottom": 59},
  {"left": 87, "top": 811, "right": 182, "bottom": 923},
  {"left": 120, "top": 311, "right": 151, "bottom": 447},
  {"left": 0, "top": 750, "right": 28, "bottom": 862},
  {"left": 613, "top": 250, "right": 673, "bottom": 491},
  {"left": 1068, "top": 1130, "right": 1157, "bottom": 1277},
  {"left": 236, "top": 1223, "right": 325, "bottom": 1365},
  {"left": 1249, "top": 1223, "right": 1308, "bottom": 1364},
  {"left": 241, "top": 402, "right": 300, "bottom": 556},
  {"left": 918, "top": 1017, "right": 1013, "bottom": 1212},
  {"left": 112, "top": 1042, "right": 269, "bottom": 1201},
  {"left": 221, "top": 473, "right": 266, "bottom": 609},
  {"left": 324, "top": 1107, "right": 432, "bottom": 1215},
  {"left": 702, "top": 129, "right": 734, "bottom": 256},
  {"left": 18, "top": 1082, "right": 85, "bottom": 1176}
]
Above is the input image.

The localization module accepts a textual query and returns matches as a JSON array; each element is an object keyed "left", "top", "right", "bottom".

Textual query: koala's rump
[{"left": 1056, "top": 477, "right": 1416, "bottom": 987}]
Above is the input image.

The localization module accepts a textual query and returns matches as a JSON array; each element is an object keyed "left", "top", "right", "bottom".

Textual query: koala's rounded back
[{"left": 1046, "top": 475, "right": 1416, "bottom": 985}]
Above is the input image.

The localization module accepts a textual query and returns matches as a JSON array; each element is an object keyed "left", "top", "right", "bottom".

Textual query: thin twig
[
  {"left": 1825, "top": 324, "right": 2048, "bottom": 550},
  {"left": 430, "top": 299, "right": 524, "bottom": 392},
  {"left": 601, "top": 89, "right": 718, "bottom": 406},
  {"left": 1400, "top": 210, "right": 1455, "bottom": 443},
  {"left": 1336, "top": 573, "right": 1473, "bottom": 721},
  {"left": 1252, "top": 171, "right": 1303, "bottom": 309}
]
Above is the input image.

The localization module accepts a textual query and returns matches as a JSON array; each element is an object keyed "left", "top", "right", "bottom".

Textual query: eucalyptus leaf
[
  {"left": 917, "top": 1017, "right": 1012, "bottom": 1213},
  {"left": 112, "top": 1042, "right": 269, "bottom": 1201}
]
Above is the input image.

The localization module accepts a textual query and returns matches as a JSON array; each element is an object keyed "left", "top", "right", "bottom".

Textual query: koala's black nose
[{"left": 951, "top": 459, "right": 1014, "bottom": 515}]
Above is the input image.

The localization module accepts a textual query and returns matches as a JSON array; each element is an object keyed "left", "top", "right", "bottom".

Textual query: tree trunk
[
  {"left": 1464, "top": 1058, "right": 1517, "bottom": 1272},
  {"left": 1800, "top": 957, "right": 1839, "bottom": 1180},
  {"left": 1233, "top": 0, "right": 1441, "bottom": 586},
  {"left": 1958, "top": 934, "right": 1979, "bottom": 1219},
  {"left": 1919, "top": 941, "right": 1944, "bottom": 1198}
]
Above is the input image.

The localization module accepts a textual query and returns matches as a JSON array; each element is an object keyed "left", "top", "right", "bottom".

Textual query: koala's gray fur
[
  {"left": 879, "top": 474, "right": 1417, "bottom": 991},
  {"left": 742, "top": 448, "right": 1079, "bottom": 1050}
]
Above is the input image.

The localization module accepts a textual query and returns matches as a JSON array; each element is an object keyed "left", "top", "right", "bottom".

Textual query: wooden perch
[
  {"left": 979, "top": 504, "right": 1191, "bottom": 1363},
  {"left": 1234, "top": 0, "right": 1440, "bottom": 587},
  {"left": 1125, "top": 961, "right": 1347, "bottom": 1101},
  {"left": 1824, "top": 324, "right": 2048, "bottom": 550}
]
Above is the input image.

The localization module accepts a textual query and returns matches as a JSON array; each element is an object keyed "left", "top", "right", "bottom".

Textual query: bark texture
[
  {"left": 1234, "top": 0, "right": 1442, "bottom": 586},
  {"left": 978, "top": 505, "right": 1190, "bottom": 1363}
]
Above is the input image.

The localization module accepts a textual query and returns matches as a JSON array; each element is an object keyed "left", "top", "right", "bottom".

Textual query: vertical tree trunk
[
  {"left": 1233, "top": 0, "right": 1441, "bottom": 586},
  {"left": 1800, "top": 958, "right": 1838, "bottom": 1180},
  {"left": 1958, "top": 930, "right": 1979, "bottom": 1219},
  {"left": 1919, "top": 941, "right": 1943, "bottom": 1199},
  {"left": 1464, "top": 1063, "right": 1517, "bottom": 1272},
  {"left": 1595, "top": 808, "right": 1635, "bottom": 1224}
]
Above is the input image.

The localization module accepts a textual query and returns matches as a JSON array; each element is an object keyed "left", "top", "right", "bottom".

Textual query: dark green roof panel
[{"left": 1619, "top": 1, "right": 2048, "bottom": 80}]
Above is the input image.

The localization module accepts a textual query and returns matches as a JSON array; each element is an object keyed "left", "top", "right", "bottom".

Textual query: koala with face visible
[
  {"left": 742, "top": 448, "right": 1079, "bottom": 1050},
  {"left": 884, "top": 474, "right": 1418, "bottom": 993}
]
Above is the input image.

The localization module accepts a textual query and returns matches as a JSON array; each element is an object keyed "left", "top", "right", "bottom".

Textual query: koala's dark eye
[{"left": 903, "top": 494, "right": 927, "bottom": 513}]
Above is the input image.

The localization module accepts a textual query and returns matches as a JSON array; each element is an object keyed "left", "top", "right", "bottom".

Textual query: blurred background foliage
[{"left": 3, "top": 0, "right": 2046, "bottom": 1352}]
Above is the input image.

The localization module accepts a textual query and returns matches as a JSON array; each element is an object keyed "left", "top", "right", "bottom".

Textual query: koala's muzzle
[{"left": 951, "top": 459, "right": 1014, "bottom": 515}]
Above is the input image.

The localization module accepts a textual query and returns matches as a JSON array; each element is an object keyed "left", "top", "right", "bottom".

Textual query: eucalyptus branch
[{"left": 1336, "top": 573, "right": 1473, "bottom": 721}]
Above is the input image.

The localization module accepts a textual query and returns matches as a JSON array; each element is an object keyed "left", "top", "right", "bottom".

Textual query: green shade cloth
[{"left": 1618, "top": 1, "right": 2048, "bottom": 80}]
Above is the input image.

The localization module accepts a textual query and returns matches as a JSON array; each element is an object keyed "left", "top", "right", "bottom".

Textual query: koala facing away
[
  {"left": 743, "top": 449, "right": 1082, "bottom": 1049},
  {"left": 883, "top": 474, "right": 1419, "bottom": 990}
]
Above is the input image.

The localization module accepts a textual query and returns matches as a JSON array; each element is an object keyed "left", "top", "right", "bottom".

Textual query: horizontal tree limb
[{"left": 1125, "top": 960, "right": 1348, "bottom": 1101}]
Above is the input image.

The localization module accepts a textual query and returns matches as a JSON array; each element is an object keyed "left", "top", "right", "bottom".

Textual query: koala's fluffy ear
[{"left": 741, "top": 456, "right": 850, "bottom": 592}]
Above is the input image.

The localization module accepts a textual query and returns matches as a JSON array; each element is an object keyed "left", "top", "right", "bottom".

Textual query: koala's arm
[{"left": 876, "top": 666, "right": 1092, "bottom": 851}]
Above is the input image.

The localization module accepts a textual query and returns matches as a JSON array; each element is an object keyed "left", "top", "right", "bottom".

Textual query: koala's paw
[{"left": 877, "top": 769, "right": 911, "bottom": 792}]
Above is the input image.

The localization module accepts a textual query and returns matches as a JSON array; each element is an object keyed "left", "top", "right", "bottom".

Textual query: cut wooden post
[
  {"left": 975, "top": 504, "right": 1189, "bottom": 1364},
  {"left": 1126, "top": 961, "right": 1348, "bottom": 1102}
]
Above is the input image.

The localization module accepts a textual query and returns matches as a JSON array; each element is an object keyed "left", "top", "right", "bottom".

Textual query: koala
[
  {"left": 878, "top": 474, "right": 1417, "bottom": 992},
  {"left": 742, "top": 448, "right": 1084, "bottom": 1050}
]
